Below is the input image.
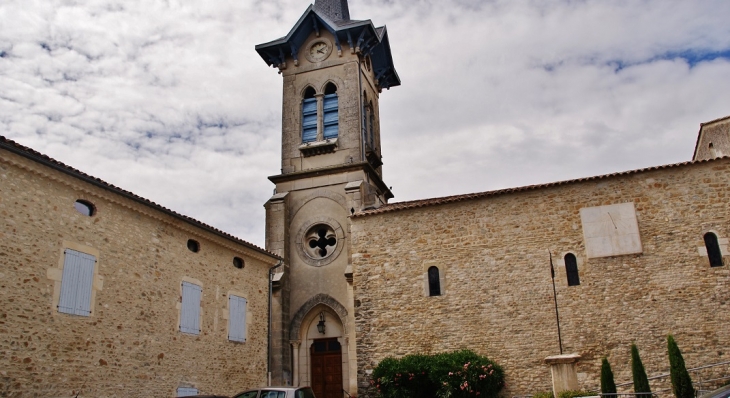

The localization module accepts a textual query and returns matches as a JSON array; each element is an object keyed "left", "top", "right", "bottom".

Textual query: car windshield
[{"left": 260, "top": 392, "right": 286, "bottom": 398}]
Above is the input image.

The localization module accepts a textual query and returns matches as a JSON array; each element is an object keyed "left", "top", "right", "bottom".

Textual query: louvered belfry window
[
  {"left": 180, "top": 282, "right": 202, "bottom": 335},
  {"left": 565, "top": 253, "right": 580, "bottom": 286},
  {"left": 58, "top": 249, "right": 96, "bottom": 316},
  {"left": 302, "top": 87, "right": 317, "bottom": 143},
  {"left": 323, "top": 83, "right": 339, "bottom": 139},
  {"left": 228, "top": 295, "right": 247, "bottom": 342}
]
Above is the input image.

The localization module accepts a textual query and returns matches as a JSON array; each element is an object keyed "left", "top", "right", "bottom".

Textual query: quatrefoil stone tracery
[
  {"left": 307, "top": 226, "right": 337, "bottom": 258},
  {"left": 295, "top": 218, "right": 345, "bottom": 267}
]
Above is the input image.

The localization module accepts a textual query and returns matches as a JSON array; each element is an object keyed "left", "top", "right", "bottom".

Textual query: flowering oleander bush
[{"left": 371, "top": 350, "right": 505, "bottom": 398}]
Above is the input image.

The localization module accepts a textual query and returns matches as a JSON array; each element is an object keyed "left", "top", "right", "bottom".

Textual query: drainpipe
[{"left": 268, "top": 260, "right": 283, "bottom": 386}]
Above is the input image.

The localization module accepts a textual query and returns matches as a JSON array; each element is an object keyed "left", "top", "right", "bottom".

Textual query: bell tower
[
  {"left": 256, "top": 0, "right": 400, "bottom": 398},
  {"left": 255, "top": 1, "right": 399, "bottom": 395}
]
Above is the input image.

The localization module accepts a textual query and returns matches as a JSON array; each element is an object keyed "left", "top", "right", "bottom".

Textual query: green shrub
[
  {"left": 557, "top": 390, "right": 595, "bottom": 398},
  {"left": 532, "top": 391, "right": 555, "bottom": 398},
  {"left": 600, "top": 357, "right": 617, "bottom": 395},
  {"left": 631, "top": 344, "right": 652, "bottom": 395},
  {"left": 371, "top": 349, "right": 505, "bottom": 398},
  {"left": 667, "top": 335, "right": 694, "bottom": 398}
]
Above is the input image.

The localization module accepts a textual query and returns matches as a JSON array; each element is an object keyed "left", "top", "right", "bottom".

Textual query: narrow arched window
[
  {"left": 565, "top": 253, "right": 580, "bottom": 286},
  {"left": 368, "top": 101, "right": 375, "bottom": 148},
  {"left": 704, "top": 232, "right": 724, "bottom": 267},
  {"left": 323, "top": 83, "right": 338, "bottom": 139},
  {"left": 428, "top": 266, "right": 441, "bottom": 296},
  {"left": 302, "top": 87, "right": 317, "bottom": 143}
]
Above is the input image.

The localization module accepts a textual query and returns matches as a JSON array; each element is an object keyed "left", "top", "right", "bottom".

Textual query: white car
[{"left": 231, "top": 387, "right": 317, "bottom": 398}]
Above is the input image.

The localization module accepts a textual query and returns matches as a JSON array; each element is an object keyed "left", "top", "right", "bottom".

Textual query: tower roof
[
  {"left": 255, "top": 4, "right": 400, "bottom": 89},
  {"left": 313, "top": 0, "right": 350, "bottom": 22}
]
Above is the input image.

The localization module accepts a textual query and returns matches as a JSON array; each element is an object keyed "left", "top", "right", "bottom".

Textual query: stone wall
[
  {"left": 0, "top": 148, "right": 278, "bottom": 397},
  {"left": 351, "top": 158, "right": 730, "bottom": 396}
]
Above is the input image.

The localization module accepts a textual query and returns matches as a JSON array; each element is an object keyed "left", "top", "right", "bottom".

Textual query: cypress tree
[
  {"left": 668, "top": 335, "right": 694, "bottom": 398},
  {"left": 601, "top": 357, "right": 617, "bottom": 396},
  {"left": 631, "top": 344, "right": 652, "bottom": 397}
]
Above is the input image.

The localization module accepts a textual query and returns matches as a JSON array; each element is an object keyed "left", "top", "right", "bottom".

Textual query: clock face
[{"left": 308, "top": 40, "right": 331, "bottom": 62}]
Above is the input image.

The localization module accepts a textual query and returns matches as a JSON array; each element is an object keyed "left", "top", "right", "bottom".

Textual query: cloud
[{"left": 1, "top": 0, "right": 730, "bottom": 247}]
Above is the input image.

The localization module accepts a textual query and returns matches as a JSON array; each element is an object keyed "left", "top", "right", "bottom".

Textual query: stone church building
[
  {"left": 256, "top": 1, "right": 730, "bottom": 397},
  {"left": 1, "top": 0, "right": 730, "bottom": 397}
]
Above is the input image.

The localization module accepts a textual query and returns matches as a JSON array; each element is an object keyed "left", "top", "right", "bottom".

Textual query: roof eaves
[
  {"left": 0, "top": 136, "right": 282, "bottom": 262},
  {"left": 352, "top": 156, "right": 730, "bottom": 217}
]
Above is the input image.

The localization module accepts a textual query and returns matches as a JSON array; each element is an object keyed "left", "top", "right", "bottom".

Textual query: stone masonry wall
[
  {"left": 351, "top": 158, "right": 730, "bottom": 397},
  {"left": 0, "top": 150, "right": 277, "bottom": 397}
]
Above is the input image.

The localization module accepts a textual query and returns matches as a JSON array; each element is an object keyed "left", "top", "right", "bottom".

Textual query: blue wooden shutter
[
  {"left": 302, "top": 98, "right": 317, "bottom": 142},
  {"left": 180, "top": 282, "right": 202, "bottom": 334},
  {"left": 58, "top": 249, "right": 95, "bottom": 316},
  {"left": 228, "top": 295, "right": 247, "bottom": 342},
  {"left": 176, "top": 387, "right": 198, "bottom": 397},
  {"left": 323, "top": 93, "right": 339, "bottom": 139}
]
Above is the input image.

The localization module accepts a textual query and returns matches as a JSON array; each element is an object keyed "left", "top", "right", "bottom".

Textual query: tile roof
[
  {"left": 0, "top": 135, "right": 281, "bottom": 262},
  {"left": 353, "top": 156, "right": 729, "bottom": 218}
]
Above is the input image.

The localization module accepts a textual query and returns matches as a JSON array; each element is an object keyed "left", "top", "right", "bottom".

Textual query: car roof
[{"left": 700, "top": 384, "right": 730, "bottom": 398}]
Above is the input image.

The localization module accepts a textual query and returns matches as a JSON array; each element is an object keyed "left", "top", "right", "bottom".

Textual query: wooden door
[{"left": 310, "top": 338, "right": 342, "bottom": 398}]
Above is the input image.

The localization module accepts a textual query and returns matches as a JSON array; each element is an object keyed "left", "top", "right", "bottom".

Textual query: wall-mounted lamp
[{"left": 317, "top": 312, "right": 326, "bottom": 334}]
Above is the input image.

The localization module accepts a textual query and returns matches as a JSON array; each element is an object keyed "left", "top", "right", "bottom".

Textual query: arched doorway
[
  {"left": 310, "top": 338, "right": 342, "bottom": 398},
  {"left": 292, "top": 307, "right": 348, "bottom": 398}
]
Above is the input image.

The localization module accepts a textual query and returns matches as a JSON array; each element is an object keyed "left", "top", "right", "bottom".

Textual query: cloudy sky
[{"left": 2, "top": 0, "right": 730, "bottom": 248}]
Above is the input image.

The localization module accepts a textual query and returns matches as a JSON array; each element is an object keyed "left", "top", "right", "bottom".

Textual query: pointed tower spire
[{"left": 313, "top": 0, "right": 350, "bottom": 22}]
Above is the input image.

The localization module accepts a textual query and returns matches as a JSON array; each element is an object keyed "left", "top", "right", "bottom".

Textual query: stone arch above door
[{"left": 290, "top": 293, "right": 348, "bottom": 340}]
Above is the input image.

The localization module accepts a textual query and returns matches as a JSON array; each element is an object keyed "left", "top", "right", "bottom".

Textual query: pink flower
[{"left": 449, "top": 372, "right": 453, "bottom": 376}]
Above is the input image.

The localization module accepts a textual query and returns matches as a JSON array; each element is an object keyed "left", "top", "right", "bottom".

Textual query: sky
[{"left": 1, "top": 0, "right": 730, "bottom": 248}]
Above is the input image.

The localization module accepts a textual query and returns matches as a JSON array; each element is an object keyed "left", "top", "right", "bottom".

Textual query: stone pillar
[
  {"left": 291, "top": 340, "right": 301, "bottom": 386},
  {"left": 544, "top": 353, "right": 581, "bottom": 397},
  {"left": 315, "top": 93, "right": 325, "bottom": 141}
]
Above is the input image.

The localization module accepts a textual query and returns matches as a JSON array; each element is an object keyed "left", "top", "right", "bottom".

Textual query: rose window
[{"left": 305, "top": 225, "right": 337, "bottom": 259}]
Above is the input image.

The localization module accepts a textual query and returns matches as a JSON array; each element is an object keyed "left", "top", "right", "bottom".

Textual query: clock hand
[{"left": 317, "top": 48, "right": 325, "bottom": 54}]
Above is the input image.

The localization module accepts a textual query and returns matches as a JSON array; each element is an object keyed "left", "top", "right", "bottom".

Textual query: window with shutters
[
  {"left": 180, "top": 281, "right": 202, "bottom": 335},
  {"left": 228, "top": 294, "right": 247, "bottom": 342},
  {"left": 302, "top": 87, "right": 317, "bottom": 143},
  {"left": 58, "top": 249, "right": 96, "bottom": 316},
  {"left": 176, "top": 387, "right": 199, "bottom": 397},
  {"left": 323, "top": 83, "right": 338, "bottom": 139},
  {"left": 565, "top": 253, "right": 580, "bottom": 286},
  {"left": 704, "top": 232, "right": 724, "bottom": 267}
]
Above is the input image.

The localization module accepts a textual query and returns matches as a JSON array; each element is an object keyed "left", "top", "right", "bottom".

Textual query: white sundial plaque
[{"left": 580, "top": 202, "right": 643, "bottom": 258}]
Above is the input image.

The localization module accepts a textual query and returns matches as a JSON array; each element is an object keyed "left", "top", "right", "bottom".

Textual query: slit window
[
  {"left": 74, "top": 200, "right": 95, "bottom": 216},
  {"left": 323, "top": 83, "right": 338, "bottom": 139},
  {"left": 704, "top": 232, "right": 724, "bottom": 267},
  {"left": 428, "top": 266, "right": 441, "bottom": 296},
  {"left": 302, "top": 87, "right": 317, "bottom": 143},
  {"left": 565, "top": 253, "right": 580, "bottom": 286}
]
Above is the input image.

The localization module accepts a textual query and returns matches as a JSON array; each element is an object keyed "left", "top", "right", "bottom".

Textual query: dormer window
[
  {"left": 302, "top": 87, "right": 317, "bottom": 143},
  {"left": 323, "top": 83, "right": 339, "bottom": 139}
]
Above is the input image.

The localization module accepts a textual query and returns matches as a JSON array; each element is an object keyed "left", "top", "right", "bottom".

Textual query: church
[
  {"left": 1, "top": 0, "right": 729, "bottom": 397},
  {"left": 256, "top": 1, "right": 730, "bottom": 397}
]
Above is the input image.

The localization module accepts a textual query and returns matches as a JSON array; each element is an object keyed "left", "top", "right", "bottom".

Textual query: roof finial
[{"left": 313, "top": 0, "right": 350, "bottom": 22}]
